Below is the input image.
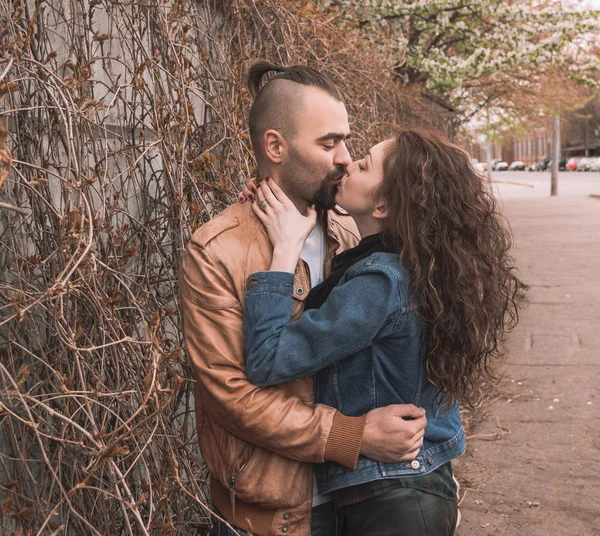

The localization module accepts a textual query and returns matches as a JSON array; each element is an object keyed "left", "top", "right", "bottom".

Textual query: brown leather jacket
[{"left": 179, "top": 201, "right": 366, "bottom": 536}]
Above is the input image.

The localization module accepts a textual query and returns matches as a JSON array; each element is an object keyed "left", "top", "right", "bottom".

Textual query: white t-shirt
[
  {"left": 299, "top": 222, "right": 331, "bottom": 507},
  {"left": 300, "top": 222, "right": 325, "bottom": 288}
]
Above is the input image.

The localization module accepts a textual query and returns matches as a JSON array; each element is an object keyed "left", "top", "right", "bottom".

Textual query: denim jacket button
[
  {"left": 427, "top": 456, "right": 434, "bottom": 465},
  {"left": 410, "top": 460, "right": 421, "bottom": 470}
]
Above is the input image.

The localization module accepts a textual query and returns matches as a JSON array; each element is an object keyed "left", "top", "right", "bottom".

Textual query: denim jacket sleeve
[{"left": 243, "top": 263, "right": 403, "bottom": 387}]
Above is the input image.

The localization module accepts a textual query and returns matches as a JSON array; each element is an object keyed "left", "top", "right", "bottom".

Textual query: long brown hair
[{"left": 377, "top": 128, "right": 519, "bottom": 408}]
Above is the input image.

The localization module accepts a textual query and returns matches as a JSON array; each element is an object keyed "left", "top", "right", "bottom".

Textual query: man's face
[{"left": 280, "top": 87, "right": 352, "bottom": 211}]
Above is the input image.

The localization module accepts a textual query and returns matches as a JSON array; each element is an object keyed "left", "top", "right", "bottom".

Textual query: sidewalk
[{"left": 456, "top": 196, "right": 600, "bottom": 536}]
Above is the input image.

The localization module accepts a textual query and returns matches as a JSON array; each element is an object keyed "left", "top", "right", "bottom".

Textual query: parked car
[
  {"left": 566, "top": 157, "right": 581, "bottom": 171},
  {"left": 528, "top": 159, "right": 547, "bottom": 171},
  {"left": 559, "top": 157, "right": 567, "bottom": 171},
  {"left": 495, "top": 161, "right": 509, "bottom": 171},
  {"left": 509, "top": 160, "right": 525, "bottom": 171},
  {"left": 577, "top": 157, "right": 591, "bottom": 171},
  {"left": 587, "top": 157, "right": 600, "bottom": 171},
  {"left": 528, "top": 156, "right": 552, "bottom": 171},
  {"left": 490, "top": 158, "right": 501, "bottom": 171},
  {"left": 471, "top": 159, "right": 485, "bottom": 174}
]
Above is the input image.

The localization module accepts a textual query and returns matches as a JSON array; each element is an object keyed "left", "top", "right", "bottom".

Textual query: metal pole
[
  {"left": 585, "top": 116, "right": 589, "bottom": 157},
  {"left": 486, "top": 139, "right": 492, "bottom": 181},
  {"left": 486, "top": 108, "right": 492, "bottom": 181},
  {"left": 551, "top": 115, "right": 560, "bottom": 196}
]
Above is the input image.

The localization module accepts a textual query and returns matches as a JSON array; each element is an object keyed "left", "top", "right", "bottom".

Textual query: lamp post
[{"left": 551, "top": 115, "right": 560, "bottom": 197}]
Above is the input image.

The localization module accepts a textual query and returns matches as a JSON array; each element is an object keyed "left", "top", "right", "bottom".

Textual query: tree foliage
[{"left": 335, "top": 0, "right": 600, "bottom": 126}]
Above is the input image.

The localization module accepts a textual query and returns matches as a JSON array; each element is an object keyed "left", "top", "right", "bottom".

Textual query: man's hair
[{"left": 247, "top": 61, "right": 344, "bottom": 167}]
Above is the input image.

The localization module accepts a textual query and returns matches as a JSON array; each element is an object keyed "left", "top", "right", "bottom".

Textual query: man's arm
[
  {"left": 179, "top": 242, "right": 425, "bottom": 468},
  {"left": 180, "top": 241, "right": 364, "bottom": 468}
]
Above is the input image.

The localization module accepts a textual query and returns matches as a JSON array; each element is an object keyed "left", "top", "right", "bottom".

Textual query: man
[{"left": 179, "top": 62, "right": 427, "bottom": 536}]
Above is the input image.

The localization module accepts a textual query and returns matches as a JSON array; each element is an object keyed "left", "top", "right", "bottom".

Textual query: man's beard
[
  {"left": 312, "top": 168, "right": 344, "bottom": 211},
  {"left": 283, "top": 146, "right": 346, "bottom": 212}
]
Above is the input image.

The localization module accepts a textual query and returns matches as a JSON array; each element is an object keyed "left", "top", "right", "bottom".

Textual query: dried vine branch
[{"left": 0, "top": 1, "right": 445, "bottom": 533}]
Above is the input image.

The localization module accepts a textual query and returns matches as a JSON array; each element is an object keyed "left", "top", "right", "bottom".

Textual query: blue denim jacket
[{"left": 243, "top": 252, "right": 465, "bottom": 494}]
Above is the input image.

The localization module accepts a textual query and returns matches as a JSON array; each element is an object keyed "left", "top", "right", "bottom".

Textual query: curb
[{"left": 492, "top": 180, "right": 535, "bottom": 188}]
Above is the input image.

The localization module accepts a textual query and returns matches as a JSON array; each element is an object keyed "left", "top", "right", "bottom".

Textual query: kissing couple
[{"left": 179, "top": 61, "right": 517, "bottom": 536}]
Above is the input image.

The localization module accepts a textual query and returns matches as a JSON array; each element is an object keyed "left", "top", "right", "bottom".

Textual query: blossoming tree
[{"left": 333, "top": 0, "right": 600, "bottom": 128}]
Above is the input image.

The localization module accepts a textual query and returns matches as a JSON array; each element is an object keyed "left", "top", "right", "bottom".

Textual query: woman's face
[{"left": 335, "top": 140, "right": 390, "bottom": 217}]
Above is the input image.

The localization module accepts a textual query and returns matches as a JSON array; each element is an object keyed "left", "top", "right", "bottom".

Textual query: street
[{"left": 490, "top": 170, "right": 600, "bottom": 199}]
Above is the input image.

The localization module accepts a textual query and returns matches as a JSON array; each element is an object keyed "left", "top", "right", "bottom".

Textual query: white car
[
  {"left": 471, "top": 159, "right": 485, "bottom": 174},
  {"left": 577, "top": 157, "right": 590, "bottom": 171},
  {"left": 587, "top": 157, "right": 600, "bottom": 171},
  {"left": 508, "top": 161, "right": 525, "bottom": 171},
  {"left": 495, "top": 161, "right": 509, "bottom": 171}
]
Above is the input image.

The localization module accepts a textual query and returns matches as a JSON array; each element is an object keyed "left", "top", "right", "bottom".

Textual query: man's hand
[{"left": 360, "top": 404, "right": 427, "bottom": 463}]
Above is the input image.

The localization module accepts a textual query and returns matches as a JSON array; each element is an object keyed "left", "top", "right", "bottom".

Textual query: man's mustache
[{"left": 325, "top": 165, "right": 348, "bottom": 180}]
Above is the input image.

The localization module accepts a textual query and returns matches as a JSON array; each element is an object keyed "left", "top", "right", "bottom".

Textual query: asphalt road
[{"left": 490, "top": 170, "right": 600, "bottom": 199}]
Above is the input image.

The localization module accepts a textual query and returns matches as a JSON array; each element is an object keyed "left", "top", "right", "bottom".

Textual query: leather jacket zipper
[{"left": 229, "top": 443, "right": 250, "bottom": 520}]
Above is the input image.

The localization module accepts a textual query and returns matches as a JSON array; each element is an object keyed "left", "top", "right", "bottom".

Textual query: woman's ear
[
  {"left": 373, "top": 200, "right": 388, "bottom": 220},
  {"left": 264, "top": 129, "right": 286, "bottom": 164}
]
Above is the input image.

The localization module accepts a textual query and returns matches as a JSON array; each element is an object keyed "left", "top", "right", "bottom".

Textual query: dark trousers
[
  {"left": 210, "top": 489, "right": 457, "bottom": 535},
  {"left": 340, "top": 488, "right": 458, "bottom": 536}
]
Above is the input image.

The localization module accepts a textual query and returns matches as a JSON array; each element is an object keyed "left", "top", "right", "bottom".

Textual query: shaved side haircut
[{"left": 247, "top": 61, "right": 344, "bottom": 168}]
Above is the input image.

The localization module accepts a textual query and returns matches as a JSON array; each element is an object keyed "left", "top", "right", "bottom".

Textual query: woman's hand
[
  {"left": 237, "top": 178, "right": 258, "bottom": 203},
  {"left": 251, "top": 179, "right": 317, "bottom": 273}
]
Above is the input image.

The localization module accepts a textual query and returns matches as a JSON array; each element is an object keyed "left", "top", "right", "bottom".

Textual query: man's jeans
[{"left": 210, "top": 501, "right": 340, "bottom": 536}]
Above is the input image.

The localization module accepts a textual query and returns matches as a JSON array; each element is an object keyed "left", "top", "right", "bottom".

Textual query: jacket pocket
[
  {"left": 200, "top": 418, "right": 252, "bottom": 493},
  {"left": 230, "top": 447, "right": 310, "bottom": 510},
  {"left": 228, "top": 442, "right": 254, "bottom": 519}
]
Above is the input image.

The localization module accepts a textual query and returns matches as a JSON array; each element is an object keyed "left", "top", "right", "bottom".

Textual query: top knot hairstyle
[
  {"left": 247, "top": 61, "right": 344, "bottom": 100},
  {"left": 246, "top": 61, "right": 344, "bottom": 167},
  {"left": 376, "top": 127, "right": 520, "bottom": 409}
]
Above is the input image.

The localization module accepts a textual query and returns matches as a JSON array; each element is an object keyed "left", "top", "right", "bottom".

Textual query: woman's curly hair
[{"left": 377, "top": 127, "right": 519, "bottom": 408}]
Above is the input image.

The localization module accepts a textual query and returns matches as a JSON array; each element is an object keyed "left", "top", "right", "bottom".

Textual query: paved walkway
[{"left": 456, "top": 195, "right": 600, "bottom": 536}]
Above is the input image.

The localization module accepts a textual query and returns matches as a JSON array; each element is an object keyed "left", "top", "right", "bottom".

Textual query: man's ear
[
  {"left": 264, "top": 129, "right": 286, "bottom": 164},
  {"left": 373, "top": 200, "right": 388, "bottom": 220}
]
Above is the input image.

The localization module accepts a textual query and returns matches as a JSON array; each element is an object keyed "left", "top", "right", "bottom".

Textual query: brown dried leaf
[
  {"left": 17, "top": 363, "right": 29, "bottom": 385},
  {"left": 202, "top": 151, "right": 217, "bottom": 164},
  {"left": 0, "top": 148, "right": 12, "bottom": 189},
  {"left": 0, "top": 81, "right": 19, "bottom": 97},
  {"left": 74, "top": 321, "right": 85, "bottom": 341},
  {"left": 10, "top": 507, "right": 35, "bottom": 521},
  {"left": 94, "top": 33, "right": 111, "bottom": 42},
  {"left": 108, "top": 445, "right": 130, "bottom": 457}
]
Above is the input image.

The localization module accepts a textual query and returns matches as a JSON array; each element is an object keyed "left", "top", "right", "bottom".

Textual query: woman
[{"left": 243, "top": 127, "right": 518, "bottom": 535}]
